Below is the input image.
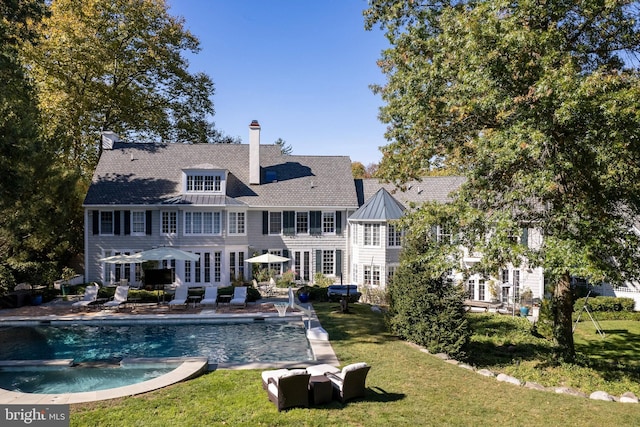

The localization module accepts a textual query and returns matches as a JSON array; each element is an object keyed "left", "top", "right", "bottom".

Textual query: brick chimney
[{"left": 249, "top": 120, "right": 261, "bottom": 185}]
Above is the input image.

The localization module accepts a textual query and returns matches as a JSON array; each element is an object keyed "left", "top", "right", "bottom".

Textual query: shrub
[
  {"left": 0, "top": 264, "right": 16, "bottom": 296},
  {"left": 574, "top": 296, "right": 635, "bottom": 313},
  {"left": 386, "top": 263, "right": 470, "bottom": 359},
  {"left": 312, "top": 272, "right": 334, "bottom": 287},
  {"left": 535, "top": 298, "right": 555, "bottom": 340},
  {"left": 296, "top": 285, "right": 329, "bottom": 302}
]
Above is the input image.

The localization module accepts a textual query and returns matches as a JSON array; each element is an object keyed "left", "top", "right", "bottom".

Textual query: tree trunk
[{"left": 551, "top": 271, "right": 575, "bottom": 362}]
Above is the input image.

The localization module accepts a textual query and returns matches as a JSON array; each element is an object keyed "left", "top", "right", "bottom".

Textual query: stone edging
[{"left": 409, "top": 342, "right": 639, "bottom": 404}]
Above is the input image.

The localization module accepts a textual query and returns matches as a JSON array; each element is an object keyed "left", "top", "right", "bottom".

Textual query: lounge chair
[
  {"left": 200, "top": 286, "right": 218, "bottom": 307},
  {"left": 325, "top": 362, "right": 370, "bottom": 402},
  {"left": 71, "top": 284, "right": 99, "bottom": 309},
  {"left": 265, "top": 369, "right": 310, "bottom": 411},
  {"left": 229, "top": 286, "right": 247, "bottom": 307},
  {"left": 168, "top": 285, "right": 188, "bottom": 309},
  {"left": 103, "top": 285, "right": 129, "bottom": 309}
]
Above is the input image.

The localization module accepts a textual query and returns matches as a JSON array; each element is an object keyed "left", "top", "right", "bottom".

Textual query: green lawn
[{"left": 70, "top": 304, "right": 640, "bottom": 426}]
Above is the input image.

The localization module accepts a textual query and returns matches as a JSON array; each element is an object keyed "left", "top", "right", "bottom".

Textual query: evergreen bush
[{"left": 386, "top": 262, "right": 470, "bottom": 359}]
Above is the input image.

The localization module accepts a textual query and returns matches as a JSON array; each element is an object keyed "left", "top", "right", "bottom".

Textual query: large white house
[{"left": 83, "top": 120, "right": 546, "bottom": 305}]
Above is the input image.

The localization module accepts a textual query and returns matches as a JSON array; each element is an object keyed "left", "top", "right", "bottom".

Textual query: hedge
[{"left": 573, "top": 296, "right": 635, "bottom": 313}]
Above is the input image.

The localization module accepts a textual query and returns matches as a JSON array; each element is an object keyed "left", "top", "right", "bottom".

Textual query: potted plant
[
  {"left": 297, "top": 285, "right": 310, "bottom": 303},
  {"left": 519, "top": 288, "right": 533, "bottom": 317}
]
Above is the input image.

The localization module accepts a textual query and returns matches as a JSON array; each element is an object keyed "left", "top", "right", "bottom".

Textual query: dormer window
[
  {"left": 183, "top": 169, "right": 225, "bottom": 194},
  {"left": 187, "top": 174, "right": 221, "bottom": 192}
]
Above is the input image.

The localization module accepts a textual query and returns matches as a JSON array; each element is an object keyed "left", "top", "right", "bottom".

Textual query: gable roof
[
  {"left": 356, "top": 176, "right": 465, "bottom": 208},
  {"left": 83, "top": 142, "right": 358, "bottom": 208},
  {"left": 349, "top": 188, "right": 405, "bottom": 221}
]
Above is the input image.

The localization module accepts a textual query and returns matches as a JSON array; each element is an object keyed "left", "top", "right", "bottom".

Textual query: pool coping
[{"left": 0, "top": 304, "right": 339, "bottom": 404}]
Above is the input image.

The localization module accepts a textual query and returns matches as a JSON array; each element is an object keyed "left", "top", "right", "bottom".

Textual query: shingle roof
[
  {"left": 84, "top": 142, "right": 359, "bottom": 208},
  {"left": 349, "top": 188, "right": 405, "bottom": 221},
  {"left": 356, "top": 176, "right": 465, "bottom": 208}
]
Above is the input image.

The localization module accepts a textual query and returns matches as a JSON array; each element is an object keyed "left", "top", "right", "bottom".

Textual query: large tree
[
  {"left": 23, "top": 0, "right": 219, "bottom": 176},
  {"left": 366, "top": 0, "right": 640, "bottom": 361},
  {"left": 0, "top": 0, "right": 83, "bottom": 289}
]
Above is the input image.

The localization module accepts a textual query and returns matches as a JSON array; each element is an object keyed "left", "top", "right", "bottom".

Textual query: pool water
[
  {"left": 0, "top": 365, "right": 175, "bottom": 394},
  {"left": 0, "top": 322, "right": 313, "bottom": 364}
]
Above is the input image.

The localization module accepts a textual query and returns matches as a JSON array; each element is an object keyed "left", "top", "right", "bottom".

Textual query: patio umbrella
[
  {"left": 245, "top": 253, "right": 290, "bottom": 264},
  {"left": 99, "top": 253, "right": 144, "bottom": 264},
  {"left": 136, "top": 247, "right": 200, "bottom": 262}
]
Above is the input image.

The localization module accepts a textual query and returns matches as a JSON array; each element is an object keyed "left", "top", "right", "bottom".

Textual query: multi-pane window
[
  {"left": 322, "top": 212, "right": 335, "bottom": 234},
  {"left": 204, "top": 253, "right": 211, "bottom": 283},
  {"left": 296, "top": 212, "right": 308, "bottom": 234},
  {"left": 131, "top": 211, "right": 145, "bottom": 234},
  {"left": 161, "top": 211, "right": 177, "bottom": 234},
  {"left": 467, "top": 279, "right": 475, "bottom": 299},
  {"left": 322, "top": 250, "right": 334, "bottom": 275},
  {"left": 364, "top": 265, "right": 381, "bottom": 286},
  {"left": 186, "top": 174, "right": 221, "bottom": 192},
  {"left": 194, "top": 253, "right": 201, "bottom": 283},
  {"left": 184, "top": 212, "right": 220, "bottom": 235},
  {"left": 388, "top": 223, "right": 402, "bottom": 247},
  {"left": 387, "top": 265, "right": 397, "bottom": 282},
  {"left": 238, "top": 252, "right": 245, "bottom": 279},
  {"left": 364, "top": 224, "right": 380, "bottom": 246},
  {"left": 436, "top": 225, "right": 451, "bottom": 243},
  {"left": 100, "top": 211, "right": 114, "bottom": 235},
  {"left": 478, "top": 280, "right": 485, "bottom": 301},
  {"left": 500, "top": 269, "right": 509, "bottom": 284},
  {"left": 513, "top": 270, "right": 521, "bottom": 302},
  {"left": 228, "top": 212, "right": 245, "bottom": 234},
  {"left": 229, "top": 252, "right": 236, "bottom": 280},
  {"left": 269, "top": 250, "right": 283, "bottom": 275},
  {"left": 269, "top": 212, "right": 282, "bottom": 234},
  {"left": 214, "top": 252, "right": 221, "bottom": 282}
]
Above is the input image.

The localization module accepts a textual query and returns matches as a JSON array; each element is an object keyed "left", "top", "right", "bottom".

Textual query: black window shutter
[
  {"left": 310, "top": 211, "right": 321, "bottom": 235},
  {"left": 114, "top": 210, "right": 121, "bottom": 235},
  {"left": 124, "top": 211, "right": 131, "bottom": 235},
  {"left": 521, "top": 228, "right": 529, "bottom": 247},
  {"left": 283, "top": 249, "right": 290, "bottom": 269},
  {"left": 262, "top": 211, "right": 269, "bottom": 235},
  {"left": 335, "top": 249, "right": 342, "bottom": 277},
  {"left": 335, "top": 211, "right": 342, "bottom": 234},
  {"left": 146, "top": 211, "right": 152, "bottom": 235},
  {"left": 315, "top": 249, "right": 322, "bottom": 273},
  {"left": 92, "top": 210, "right": 99, "bottom": 235},
  {"left": 283, "top": 211, "right": 295, "bottom": 235}
]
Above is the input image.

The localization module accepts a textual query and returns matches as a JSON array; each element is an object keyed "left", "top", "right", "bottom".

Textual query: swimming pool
[
  {"left": 0, "top": 320, "right": 313, "bottom": 395},
  {"left": 0, "top": 364, "right": 176, "bottom": 394},
  {"left": 0, "top": 321, "right": 314, "bottom": 364}
]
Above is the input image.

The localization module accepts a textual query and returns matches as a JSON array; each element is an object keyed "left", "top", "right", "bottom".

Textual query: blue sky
[{"left": 167, "top": 0, "right": 388, "bottom": 166}]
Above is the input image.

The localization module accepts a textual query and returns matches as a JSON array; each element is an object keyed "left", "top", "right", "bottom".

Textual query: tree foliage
[
  {"left": 23, "top": 0, "right": 219, "bottom": 176},
  {"left": 0, "top": 0, "right": 83, "bottom": 288},
  {"left": 366, "top": 0, "right": 640, "bottom": 361},
  {"left": 274, "top": 137, "right": 292, "bottom": 155}
]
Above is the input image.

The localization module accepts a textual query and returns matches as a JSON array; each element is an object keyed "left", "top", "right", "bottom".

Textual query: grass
[
  {"left": 467, "top": 313, "right": 640, "bottom": 396},
  {"left": 70, "top": 303, "right": 640, "bottom": 426}
]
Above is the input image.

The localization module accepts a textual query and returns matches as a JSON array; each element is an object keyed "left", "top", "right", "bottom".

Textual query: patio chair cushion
[
  {"left": 261, "top": 368, "right": 289, "bottom": 389},
  {"left": 341, "top": 362, "right": 368, "bottom": 376}
]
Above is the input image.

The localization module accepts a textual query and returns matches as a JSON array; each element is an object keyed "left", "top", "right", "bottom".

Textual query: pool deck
[{"left": 0, "top": 297, "right": 339, "bottom": 404}]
